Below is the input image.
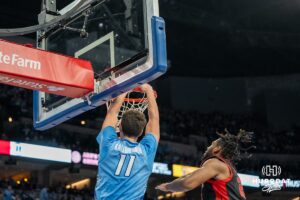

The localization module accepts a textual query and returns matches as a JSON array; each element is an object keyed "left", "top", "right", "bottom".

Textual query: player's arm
[
  {"left": 141, "top": 84, "right": 160, "bottom": 141},
  {"left": 102, "top": 92, "right": 127, "bottom": 129},
  {"left": 156, "top": 159, "right": 224, "bottom": 192}
]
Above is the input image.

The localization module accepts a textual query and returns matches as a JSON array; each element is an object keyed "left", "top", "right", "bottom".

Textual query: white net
[{"left": 106, "top": 89, "right": 150, "bottom": 131}]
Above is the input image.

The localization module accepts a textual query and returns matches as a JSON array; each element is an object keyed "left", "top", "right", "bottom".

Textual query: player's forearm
[
  {"left": 146, "top": 88, "right": 159, "bottom": 120},
  {"left": 165, "top": 178, "right": 193, "bottom": 192},
  {"left": 102, "top": 94, "right": 127, "bottom": 128},
  {"left": 109, "top": 94, "right": 126, "bottom": 114}
]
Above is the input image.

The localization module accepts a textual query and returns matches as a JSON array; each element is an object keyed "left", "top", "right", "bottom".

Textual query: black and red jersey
[{"left": 201, "top": 156, "right": 246, "bottom": 200}]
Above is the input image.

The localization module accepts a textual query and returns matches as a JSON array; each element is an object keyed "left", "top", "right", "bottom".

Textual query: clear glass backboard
[{"left": 33, "top": 0, "right": 167, "bottom": 130}]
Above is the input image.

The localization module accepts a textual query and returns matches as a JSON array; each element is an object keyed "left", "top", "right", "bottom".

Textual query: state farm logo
[
  {"left": 262, "top": 165, "right": 282, "bottom": 177},
  {"left": 47, "top": 86, "right": 65, "bottom": 92},
  {"left": 0, "top": 50, "right": 41, "bottom": 70}
]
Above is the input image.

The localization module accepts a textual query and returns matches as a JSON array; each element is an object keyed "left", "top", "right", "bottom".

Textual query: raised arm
[
  {"left": 156, "top": 159, "right": 225, "bottom": 192},
  {"left": 141, "top": 84, "right": 160, "bottom": 141},
  {"left": 102, "top": 92, "right": 127, "bottom": 129}
]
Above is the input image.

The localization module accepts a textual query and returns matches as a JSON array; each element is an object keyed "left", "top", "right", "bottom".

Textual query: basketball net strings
[{"left": 113, "top": 92, "right": 148, "bottom": 129}]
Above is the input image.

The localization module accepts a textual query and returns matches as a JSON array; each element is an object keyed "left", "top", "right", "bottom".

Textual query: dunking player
[
  {"left": 94, "top": 84, "right": 159, "bottom": 200},
  {"left": 156, "top": 130, "right": 254, "bottom": 200}
]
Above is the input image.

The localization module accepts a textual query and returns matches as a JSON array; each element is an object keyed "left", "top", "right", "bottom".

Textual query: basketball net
[{"left": 106, "top": 87, "right": 157, "bottom": 132}]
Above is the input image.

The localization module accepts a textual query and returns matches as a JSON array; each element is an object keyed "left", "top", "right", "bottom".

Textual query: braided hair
[{"left": 216, "top": 129, "right": 255, "bottom": 161}]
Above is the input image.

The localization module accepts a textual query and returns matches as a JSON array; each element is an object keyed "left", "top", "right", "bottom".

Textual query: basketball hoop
[{"left": 106, "top": 87, "right": 157, "bottom": 131}]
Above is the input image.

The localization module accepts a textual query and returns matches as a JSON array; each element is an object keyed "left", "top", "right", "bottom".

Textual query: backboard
[{"left": 33, "top": 0, "right": 167, "bottom": 130}]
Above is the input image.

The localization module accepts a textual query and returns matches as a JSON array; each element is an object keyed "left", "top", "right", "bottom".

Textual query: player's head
[
  {"left": 120, "top": 110, "right": 147, "bottom": 138},
  {"left": 202, "top": 129, "right": 254, "bottom": 161}
]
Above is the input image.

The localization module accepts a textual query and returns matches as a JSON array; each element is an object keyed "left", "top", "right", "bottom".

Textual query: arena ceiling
[{"left": 1, "top": 0, "right": 300, "bottom": 77}]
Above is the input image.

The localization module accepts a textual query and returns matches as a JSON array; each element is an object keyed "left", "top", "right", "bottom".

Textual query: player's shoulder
[
  {"left": 140, "top": 133, "right": 158, "bottom": 145},
  {"left": 144, "top": 132, "right": 157, "bottom": 140},
  {"left": 97, "top": 126, "right": 118, "bottom": 143},
  {"left": 101, "top": 125, "right": 116, "bottom": 132},
  {"left": 202, "top": 158, "right": 228, "bottom": 177},
  {"left": 203, "top": 157, "right": 222, "bottom": 165},
  {"left": 202, "top": 158, "right": 228, "bottom": 172}
]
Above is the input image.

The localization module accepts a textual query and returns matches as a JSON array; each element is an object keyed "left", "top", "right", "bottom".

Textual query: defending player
[
  {"left": 94, "top": 84, "right": 159, "bottom": 200},
  {"left": 156, "top": 129, "right": 254, "bottom": 200}
]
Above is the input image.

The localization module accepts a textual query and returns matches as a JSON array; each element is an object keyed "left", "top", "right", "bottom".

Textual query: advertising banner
[{"left": 0, "top": 40, "right": 94, "bottom": 98}]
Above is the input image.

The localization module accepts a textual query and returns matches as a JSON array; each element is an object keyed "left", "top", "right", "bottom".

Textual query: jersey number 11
[{"left": 115, "top": 155, "right": 136, "bottom": 177}]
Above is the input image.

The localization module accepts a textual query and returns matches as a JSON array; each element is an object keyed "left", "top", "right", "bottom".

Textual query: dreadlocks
[{"left": 216, "top": 129, "right": 255, "bottom": 161}]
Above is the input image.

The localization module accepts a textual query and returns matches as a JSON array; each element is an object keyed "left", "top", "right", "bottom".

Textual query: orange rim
[
  {"left": 123, "top": 87, "right": 157, "bottom": 103},
  {"left": 123, "top": 98, "right": 148, "bottom": 103},
  {"left": 109, "top": 87, "right": 157, "bottom": 103}
]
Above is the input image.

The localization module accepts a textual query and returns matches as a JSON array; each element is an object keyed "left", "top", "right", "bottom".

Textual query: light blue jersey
[{"left": 95, "top": 126, "right": 158, "bottom": 200}]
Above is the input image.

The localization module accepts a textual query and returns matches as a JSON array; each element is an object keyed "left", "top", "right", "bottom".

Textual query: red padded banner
[
  {"left": 0, "top": 40, "right": 94, "bottom": 98},
  {"left": 0, "top": 140, "right": 10, "bottom": 155}
]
